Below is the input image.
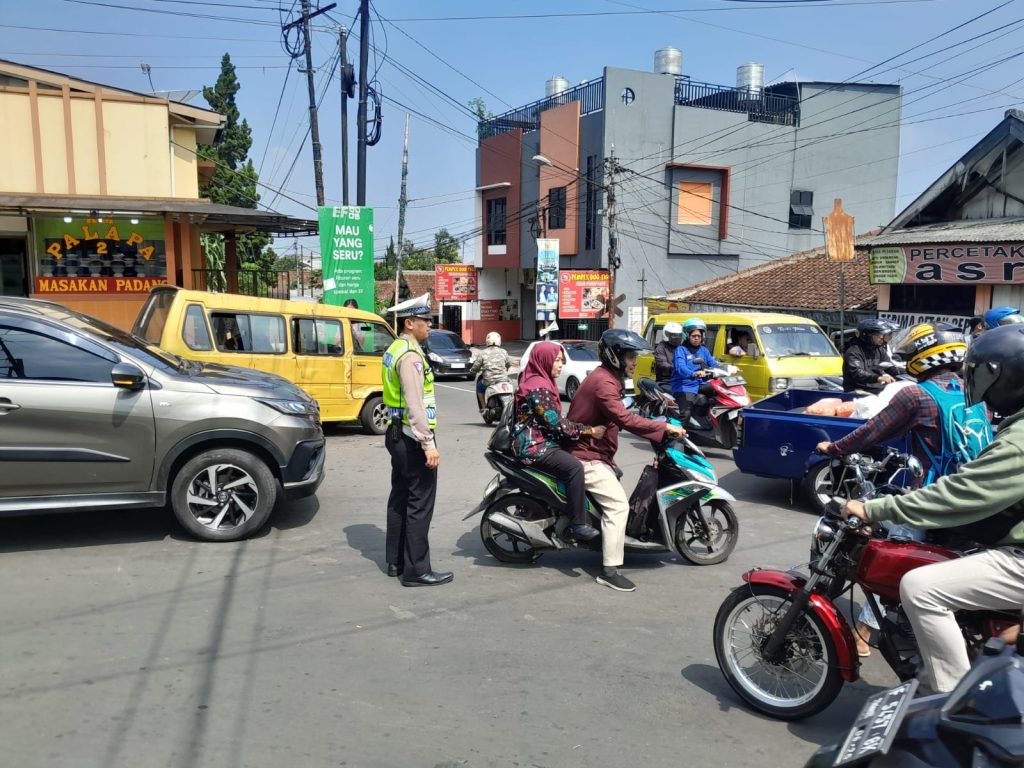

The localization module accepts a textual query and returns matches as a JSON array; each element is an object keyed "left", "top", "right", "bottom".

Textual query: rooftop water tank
[
  {"left": 654, "top": 47, "right": 683, "bottom": 76},
  {"left": 545, "top": 76, "right": 570, "bottom": 98},
  {"left": 736, "top": 62, "right": 765, "bottom": 100}
]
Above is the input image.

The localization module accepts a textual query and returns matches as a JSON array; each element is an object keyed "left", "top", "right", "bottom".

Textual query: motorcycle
[
  {"left": 805, "top": 627, "right": 1024, "bottom": 767},
  {"left": 479, "top": 375, "right": 514, "bottom": 425},
  {"left": 634, "top": 368, "right": 749, "bottom": 450},
  {"left": 712, "top": 450, "right": 1018, "bottom": 720},
  {"left": 467, "top": 404, "right": 740, "bottom": 566}
]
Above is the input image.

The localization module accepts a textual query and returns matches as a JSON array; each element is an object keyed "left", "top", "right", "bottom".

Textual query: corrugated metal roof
[{"left": 862, "top": 217, "right": 1024, "bottom": 246}]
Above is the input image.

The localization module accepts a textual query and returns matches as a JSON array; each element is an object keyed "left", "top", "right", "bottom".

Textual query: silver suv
[{"left": 0, "top": 297, "right": 325, "bottom": 541}]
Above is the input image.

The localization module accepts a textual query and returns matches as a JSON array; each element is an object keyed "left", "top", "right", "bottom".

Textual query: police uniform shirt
[{"left": 395, "top": 333, "right": 436, "bottom": 450}]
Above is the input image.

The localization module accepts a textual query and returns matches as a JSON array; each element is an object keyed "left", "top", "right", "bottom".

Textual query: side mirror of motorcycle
[
  {"left": 906, "top": 456, "right": 925, "bottom": 479},
  {"left": 622, "top": 396, "right": 635, "bottom": 409}
]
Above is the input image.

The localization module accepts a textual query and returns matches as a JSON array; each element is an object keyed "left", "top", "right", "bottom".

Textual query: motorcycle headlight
[{"left": 813, "top": 516, "right": 837, "bottom": 547}]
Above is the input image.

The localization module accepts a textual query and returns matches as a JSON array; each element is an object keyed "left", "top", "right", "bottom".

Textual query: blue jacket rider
[{"left": 671, "top": 318, "right": 718, "bottom": 395}]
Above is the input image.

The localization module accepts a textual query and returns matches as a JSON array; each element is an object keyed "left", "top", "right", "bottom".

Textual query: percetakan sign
[{"left": 870, "top": 243, "right": 1024, "bottom": 284}]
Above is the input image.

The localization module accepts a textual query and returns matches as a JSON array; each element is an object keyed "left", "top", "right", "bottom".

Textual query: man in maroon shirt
[{"left": 567, "top": 329, "right": 685, "bottom": 592}]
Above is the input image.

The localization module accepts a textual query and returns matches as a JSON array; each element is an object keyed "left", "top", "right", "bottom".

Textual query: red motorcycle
[
  {"left": 635, "top": 366, "right": 749, "bottom": 449},
  {"left": 712, "top": 450, "right": 1019, "bottom": 720}
]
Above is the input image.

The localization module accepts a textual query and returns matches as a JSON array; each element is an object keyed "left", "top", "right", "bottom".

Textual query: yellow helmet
[{"left": 893, "top": 323, "right": 967, "bottom": 377}]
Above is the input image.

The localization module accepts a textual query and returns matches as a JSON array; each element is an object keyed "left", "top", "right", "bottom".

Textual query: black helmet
[
  {"left": 964, "top": 324, "right": 1024, "bottom": 415},
  {"left": 599, "top": 328, "right": 651, "bottom": 374},
  {"left": 857, "top": 318, "right": 888, "bottom": 337}
]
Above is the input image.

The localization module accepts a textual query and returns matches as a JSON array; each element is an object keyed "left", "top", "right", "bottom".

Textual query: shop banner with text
[
  {"left": 434, "top": 263, "right": 478, "bottom": 300},
  {"left": 319, "top": 206, "right": 374, "bottom": 308},
  {"left": 558, "top": 269, "right": 610, "bottom": 319},
  {"left": 870, "top": 243, "right": 1024, "bottom": 284},
  {"left": 536, "top": 238, "right": 559, "bottom": 321},
  {"left": 35, "top": 276, "right": 167, "bottom": 294}
]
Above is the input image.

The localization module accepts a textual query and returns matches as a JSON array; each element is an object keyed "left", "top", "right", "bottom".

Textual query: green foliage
[
  {"left": 469, "top": 97, "right": 493, "bottom": 122},
  {"left": 433, "top": 228, "right": 460, "bottom": 263},
  {"left": 199, "top": 53, "right": 271, "bottom": 270}
]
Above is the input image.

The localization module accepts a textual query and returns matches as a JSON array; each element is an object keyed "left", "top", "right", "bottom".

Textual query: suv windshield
[
  {"left": 428, "top": 332, "right": 467, "bottom": 351},
  {"left": 757, "top": 324, "right": 838, "bottom": 357},
  {"left": 63, "top": 310, "right": 182, "bottom": 370},
  {"left": 563, "top": 342, "right": 599, "bottom": 362}
]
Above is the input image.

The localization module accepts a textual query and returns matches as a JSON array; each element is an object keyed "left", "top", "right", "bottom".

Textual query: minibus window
[
  {"left": 183, "top": 305, "right": 213, "bottom": 351},
  {"left": 293, "top": 318, "right": 344, "bottom": 355},
  {"left": 350, "top": 320, "right": 395, "bottom": 356}
]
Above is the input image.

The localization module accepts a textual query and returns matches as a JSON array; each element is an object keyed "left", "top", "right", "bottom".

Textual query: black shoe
[
  {"left": 400, "top": 571, "right": 454, "bottom": 587},
  {"left": 596, "top": 568, "right": 636, "bottom": 592},
  {"left": 568, "top": 523, "right": 600, "bottom": 542},
  {"left": 387, "top": 564, "right": 403, "bottom": 578}
]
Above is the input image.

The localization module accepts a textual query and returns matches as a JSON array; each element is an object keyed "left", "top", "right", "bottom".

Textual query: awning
[{"left": 0, "top": 194, "right": 318, "bottom": 237}]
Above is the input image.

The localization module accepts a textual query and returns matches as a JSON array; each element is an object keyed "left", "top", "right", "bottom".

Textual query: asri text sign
[{"left": 870, "top": 242, "right": 1024, "bottom": 284}]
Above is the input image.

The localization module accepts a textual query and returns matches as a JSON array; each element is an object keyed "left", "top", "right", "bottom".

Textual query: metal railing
[
  {"left": 479, "top": 78, "right": 606, "bottom": 138},
  {"left": 674, "top": 77, "right": 799, "bottom": 126},
  {"left": 191, "top": 269, "right": 292, "bottom": 299}
]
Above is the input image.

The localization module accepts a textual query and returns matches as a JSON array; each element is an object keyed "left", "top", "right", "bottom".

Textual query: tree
[
  {"left": 469, "top": 97, "right": 493, "bottom": 122},
  {"left": 433, "top": 228, "right": 460, "bottom": 263},
  {"left": 199, "top": 54, "right": 273, "bottom": 275}
]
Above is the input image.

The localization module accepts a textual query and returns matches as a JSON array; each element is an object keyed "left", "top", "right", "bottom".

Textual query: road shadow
[
  {"left": 343, "top": 522, "right": 389, "bottom": 574},
  {"left": 0, "top": 495, "right": 320, "bottom": 553},
  {"left": 681, "top": 662, "right": 891, "bottom": 748}
]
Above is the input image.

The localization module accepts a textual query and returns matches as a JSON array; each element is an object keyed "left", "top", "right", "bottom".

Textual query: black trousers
[
  {"left": 385, "top": 427, "right": 437, "bottom": 576},
  {"left": 534, "top": 448, "right": 586, "bottom": 526},
  {"left": 675, "top": 383, "right": 716, "bottom": 422}
]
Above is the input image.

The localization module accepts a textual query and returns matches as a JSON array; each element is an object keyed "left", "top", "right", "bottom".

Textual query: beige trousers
[
  {"left": 900, "top": 546, "right": 1024, "bottom": 692},
  {"left": 581, "top": 461, "right": 629, "bottom": 567}
]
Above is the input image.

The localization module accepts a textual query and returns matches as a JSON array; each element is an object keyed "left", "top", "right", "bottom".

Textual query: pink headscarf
[{"left": 516, "top": 341, "right": 563, "bottom": 405}]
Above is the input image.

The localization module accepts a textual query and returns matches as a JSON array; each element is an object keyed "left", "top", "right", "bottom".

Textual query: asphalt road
[{"left": 0, "top": 378, "right": 899, "bottom": 768}]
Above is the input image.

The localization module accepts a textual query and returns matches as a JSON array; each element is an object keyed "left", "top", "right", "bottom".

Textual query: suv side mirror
[{"left": 111, "top": 362, "right": 146, "bottom": 390}]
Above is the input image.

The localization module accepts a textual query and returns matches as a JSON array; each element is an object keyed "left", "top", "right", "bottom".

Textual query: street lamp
[{"left": 532, "top": 154, "right": 553, "bottom": 168}]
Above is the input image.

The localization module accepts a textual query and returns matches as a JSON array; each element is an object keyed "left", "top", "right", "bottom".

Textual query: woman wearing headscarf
[{"left": 512, "top": 341, "right": 606, "bottom": 541}]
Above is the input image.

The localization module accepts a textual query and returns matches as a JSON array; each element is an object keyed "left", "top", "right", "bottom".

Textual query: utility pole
[
  {"left": 298, "top": 243, "right": 304, "bottom": 296},
  {"left": 606, "top": 147, "right": 619, "bottom": 329},
  {"left": 339, "top": 26, "right": 352, "bottom": 206},
  {"left": 283, "top": 2, "right": 335, "bottom": 207},
  {"left": 638, "top": 268, "right": 647, "bottom": 320},
  {"left": 392, "top": 114, "right": 410, "bottom": 331},
  {"left": 356, "top": 0, "right": 370, "bottom": 205}
]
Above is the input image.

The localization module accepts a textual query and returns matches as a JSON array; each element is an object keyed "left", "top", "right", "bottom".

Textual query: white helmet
[
  {"left": 664, "top": 321, "right": 683, "bottom": 340},
  {"left": 485, "top": 332, "right": 502, "bottom": 347}
]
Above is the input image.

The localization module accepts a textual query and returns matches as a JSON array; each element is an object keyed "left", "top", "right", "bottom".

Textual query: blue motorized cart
[{"left": 734, "top": 389, "right": 911, "bottom": 510}]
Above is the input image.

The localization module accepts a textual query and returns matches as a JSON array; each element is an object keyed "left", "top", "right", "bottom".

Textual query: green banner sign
[{"left": 318, "top": 206, "right": 374, "bottom": 309}]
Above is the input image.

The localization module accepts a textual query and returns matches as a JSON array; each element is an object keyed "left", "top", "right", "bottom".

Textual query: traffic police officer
[{"left": 381, "top": 293, "right": 454, "bottom": 587}]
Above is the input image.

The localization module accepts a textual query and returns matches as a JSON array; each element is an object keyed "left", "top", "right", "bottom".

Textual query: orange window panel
[{"left": 677, "top": 182, "right": 713, "bottom": 225}]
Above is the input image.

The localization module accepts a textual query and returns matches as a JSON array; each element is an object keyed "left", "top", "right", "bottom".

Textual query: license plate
[
  {"left": 451, "top": 363, "right": 466, "bottom": 369},
  {"left": 833, "top": 679, "right": 918, "bottom": 766}
]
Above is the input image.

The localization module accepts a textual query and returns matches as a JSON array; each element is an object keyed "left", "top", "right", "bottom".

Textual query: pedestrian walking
[{"left": 381, "top": 293, "right": 453, "bottom": 587}]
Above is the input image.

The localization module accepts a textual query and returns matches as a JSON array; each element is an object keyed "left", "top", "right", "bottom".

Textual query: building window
[
  {"left": 789, "top": 190, "right": 814, "bottom": 229},
  {"left": 585, "top": 155, "right": 599, "bottom": 250},
  {"left": 548, "top": 186, "right": 567, "bottom": 230},
  {"left": 677, "top": 182, "right": 714, "bottom": 225},
  {"left": 486, "top": 197, "right": 507, "bottom": 246}
]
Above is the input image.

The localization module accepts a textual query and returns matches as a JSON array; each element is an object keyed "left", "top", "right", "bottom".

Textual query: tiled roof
[
  {"left": 667, "top": 232, "right": 880, "bottom": 311},
  {"left": 374, "top": 271, "right": 440, "bottom": 314},
  {"left": 863, "top": 217, "right": 1024, "bottom": 246}
]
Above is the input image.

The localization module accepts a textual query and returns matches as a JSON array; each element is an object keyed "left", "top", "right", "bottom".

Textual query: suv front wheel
[{"left": 171, "top": 448, "right": 277, "bottom": 541}]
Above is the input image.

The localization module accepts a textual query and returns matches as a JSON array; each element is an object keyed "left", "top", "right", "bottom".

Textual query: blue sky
[{"left": 5, "top": 0, "right": 1024, "bottom": 270}]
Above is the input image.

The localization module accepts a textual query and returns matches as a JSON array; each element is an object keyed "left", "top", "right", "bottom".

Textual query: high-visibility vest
[{"left": 382, "top": 337, "right": 437, "bottom": 430}]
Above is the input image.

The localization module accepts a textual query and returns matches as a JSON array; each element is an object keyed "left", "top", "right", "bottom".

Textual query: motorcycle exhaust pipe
[{"left": 486, "top": 511, "right": 554, "bottom": 548}]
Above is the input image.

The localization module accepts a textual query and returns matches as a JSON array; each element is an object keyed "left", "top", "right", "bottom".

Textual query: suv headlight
[
  {"left": 769, "top": 377, "right": 790, "bottom": 392},
  {"left": 428, "top": 352, "right": 443, "bottom": 363},
  {"left": 255, "top": 397, "right": 318, "bottom": 416}
]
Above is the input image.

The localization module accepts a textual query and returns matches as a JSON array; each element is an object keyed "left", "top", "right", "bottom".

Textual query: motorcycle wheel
[
  {"left": 483, "top": 408, "right": 496, "bottom": 425},
  {"left": 480, "top": 494, "right": 544, "bottom": 564},
  {"left": 802, "top": 461, "right": 835, "bottom": 514},
  {"left": 713, "top": 584, "right": 843, "bottom": 720},
  {"left": 674, "top": 500, "right": 738, "bottom": 565},
  {"left": 718, "top": 418, "right": 738, "bottom": 450}
]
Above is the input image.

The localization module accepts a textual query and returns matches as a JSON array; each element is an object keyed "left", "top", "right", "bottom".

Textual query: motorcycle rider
[
  {"left": 843, "top": 318, "right": 896, "bottom": 394},
  {"left": 567, "top": 329, "right": 686, "bottom": 592},
  {"left": 670, "top": 318, "right": 719, "bottom": 424},
  {"left": 844, "top": 323, "right": 1024, "bottom": 693},
  {"left": 654, "top": 321, "right": 684, "bottom": 393},
  {"left": 511, "top": 341, "right": 606, "bottom": 543},
  {"left": 470, "top": 331, "right": 515, "bottom": 413},
  {"left": 818, "top": 323, "right": 972, "bottom": 656},
  {"left": 984, "top": 305, "right": 1024, "bottom": 330}
]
